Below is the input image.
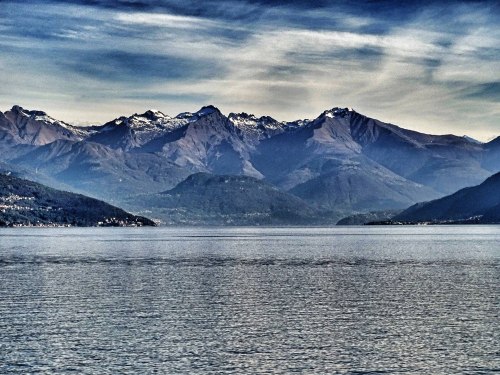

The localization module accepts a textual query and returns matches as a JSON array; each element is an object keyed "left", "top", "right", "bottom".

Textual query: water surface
[{"left": 0, "top": 226, "right": 499, "bottom": 374}]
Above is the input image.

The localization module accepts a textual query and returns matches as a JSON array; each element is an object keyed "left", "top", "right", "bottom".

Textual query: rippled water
[{"left": 0, "top": 226, "right": 499, "bottom": 374}]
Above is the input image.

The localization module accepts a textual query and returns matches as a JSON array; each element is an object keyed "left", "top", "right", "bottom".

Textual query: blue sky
[{"left": 0, "top": 0, "right": 498, "bottom": 140}]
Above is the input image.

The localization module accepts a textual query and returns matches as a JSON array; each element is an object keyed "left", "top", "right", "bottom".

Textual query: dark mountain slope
[
  {"left": 394, "top": 172, "right": 500, "bottom": 223},
  {"left": 0, "top": 174, "right": 155, "bottom": 227},
  {"left": 123, "top": 173, "right": 329, "bottom": 225}
]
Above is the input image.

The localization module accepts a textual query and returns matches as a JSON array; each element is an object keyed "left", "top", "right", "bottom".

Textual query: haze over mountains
[{"left": 1, "top": 104, "right": 499, "bottom": 224}]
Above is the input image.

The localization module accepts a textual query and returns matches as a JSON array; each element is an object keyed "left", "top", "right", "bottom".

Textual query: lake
[{"left": 0, "top": 226, "right": 498, "bottom": 374}]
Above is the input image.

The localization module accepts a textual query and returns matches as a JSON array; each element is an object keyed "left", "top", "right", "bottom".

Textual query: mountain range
[{"left": 0, "top": 104, "right": 499, "bottom": 224}]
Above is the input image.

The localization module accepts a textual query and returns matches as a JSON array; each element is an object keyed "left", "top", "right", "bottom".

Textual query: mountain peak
[
  {"left": 174, "top": 105, "right": 222, "bottom": 121},
  {"left": 229, "top": 112, "right": 257, "bottom": 120},
  {"left": 3, "top": 105, "right": 85, "bottom": 146},
  {"left": 229, "top": 112, "right": 273, "bottom": 124},
  {"left": 320, "top": 107, "right": 354, "bottom": 119},
  {"left": 136, "top": 109, "right": 168, "bottom": 121},
  {"left": 10, "top": 105, "right": 47, "bottom": 117},
  {"left": 196, "top": 105, "right": 221, "bottom": 116},
  {"left": 462, "top": 135, "right": 482, "bottom": 144},
  {"left": 227, "top": 112, "right": 285, "bottom": 139}
]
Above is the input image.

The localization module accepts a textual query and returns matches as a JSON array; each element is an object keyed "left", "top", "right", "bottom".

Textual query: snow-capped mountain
[
  {"left": 228, "top": 112, "right": 287, "bottom": 144},
  {"left": 2, "top": 105, "right": 86, "bottom": 145},
  {"left": 0, "top": 104, "right": 498, "bottom": 222},
  {"left": 86, "top": 109, "right": 187, "bottom": 150}
]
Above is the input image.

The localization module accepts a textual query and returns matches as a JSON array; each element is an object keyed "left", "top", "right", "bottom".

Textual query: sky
[{"left": 0, "top": 0, "right": 498, "bottom": 140}]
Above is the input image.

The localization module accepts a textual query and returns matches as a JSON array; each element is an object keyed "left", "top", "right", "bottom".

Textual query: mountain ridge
[
  {"left": 391, "top": 172, "right": 500, "bottom": 224},
  {"left": 0, "top": 104, "right": 498, "bottom": 223},
  {"left": 122, "top": 172, "right": 331, "bottom": 225},
  {"left": 0, "top": 173, "right": 155, "bottom": 227}
]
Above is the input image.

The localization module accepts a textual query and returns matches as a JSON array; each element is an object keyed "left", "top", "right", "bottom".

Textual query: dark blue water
[{"left": 0, "top": 226, "right": 499, "bottom": 374}]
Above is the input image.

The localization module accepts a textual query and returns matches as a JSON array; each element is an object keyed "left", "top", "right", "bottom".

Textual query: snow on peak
[
  {"left": 195, "top": 105, "right": 221, "bottom": 117},
  {"left": 11, "top": 105, "right": 47, "bottom": 117},
  {"left": 286, "top": 118, "right": 311, "bottom": 128},
  {"left": 124, "top": 111, "right": 182, "bottom": 132},
  {"left": 229, "top": 112, "right": 257, "bottom": 121},
  {"left": 321, "top": 107, "right": 354, "bottom": 119},
  {"left": 136, "top": 109, "right": 169, "bottom": 121},
  {"left": 229, "top": 112, "right": 281, "bottom": 129},
  {"left": 229, "top": 112, "right": 272, "bottom": 125},
  {"left": 113, "top": 116, "right": 128, "bottom": 125},
  {"left": 8, "top": 105, "right": 80, "bottom": 133},
  {"left": 174, "top": 105, "right": 222, "bottom": 123},
  {"left": 227, "top": 112, "right": 291, "bottom": 142}
]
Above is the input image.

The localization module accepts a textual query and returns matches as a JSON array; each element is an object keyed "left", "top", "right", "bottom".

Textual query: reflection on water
[{"left": 0, "top": 226, "right": 499, "bottom": 374}]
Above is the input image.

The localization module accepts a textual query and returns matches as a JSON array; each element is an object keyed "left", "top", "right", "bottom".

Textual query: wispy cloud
[
  {"left": 114, "top": 11, "right": 219, "bottom": 29},
  {"left": 0, "top": 0, "right": 498, "bottom": 140}
]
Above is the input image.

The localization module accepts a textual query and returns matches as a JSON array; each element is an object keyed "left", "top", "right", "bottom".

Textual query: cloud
[
  {"left": 114, "top": 11, "right": 219, "bottom": 29},
  {"left": 59, "top": 50, "right": 224, "bottom": 82},
  {"left": 0, "top": 0, "right": 499, "bottom": 140},
  {"left": 460, "top": 82, "right": 500, "bottom": 102}
]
